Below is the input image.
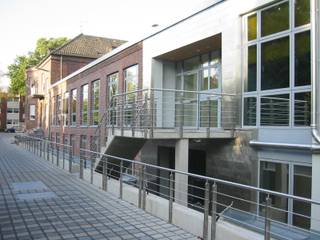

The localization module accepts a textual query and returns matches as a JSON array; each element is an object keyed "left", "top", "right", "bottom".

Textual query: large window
[
  {"left": 175, "top": 50, "right": 221, "bottom": 128},
  {"left": 71, "top": 89, "right": 77, "bottom": 126},
  {"left": 81, "top": 84, "right": 88, "bottom": 125},
  {"left": 107, "top": 72, "right": 119, "bottom": 125},
  {"left": 56, "top": 95, "right": 62, "bottom": 126},
  {"left": 92, "top": 80, "right": 100, "bottom": 125},
  {"left": 243, "top": 0, "right": 311, "bottom": 127},
  {"left": 30, "top": 105, "right": 36, "bottom": 120},
  {"left": 260, "top": 160, "right": 311, "bottom": 229},
  {"left": 63, "top": 92, "right": 69, "bottom": 126},
  {"left": 124, "top": 65, "right": 138, "bottom": 126}
]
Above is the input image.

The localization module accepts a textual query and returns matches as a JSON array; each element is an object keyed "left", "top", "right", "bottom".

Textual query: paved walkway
[{"left": 0, "top": 133, "right": 196, "bottom": 240}]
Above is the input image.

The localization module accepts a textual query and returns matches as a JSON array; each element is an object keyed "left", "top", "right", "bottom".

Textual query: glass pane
[
  {"left": 183, "top": 73, "right": 197, "bottom": 98},
  {"left": 200, "top": 100, "right": 218, "bottom": 127},
  {"left": 184, "top": 101, "right": 197, "bottom": 127},
  {"left": 261, "top": 2, "right": 289, "bottom": 37},
  {"left": 247, "top": 14, "right": 257, "bottom": 41},
  {"left": 261, "top": 37, "right": 290, "bottom": 90},
  {"left": 260, "top": 161, "right": 289, "bottom": 224},
  {"left": 261, "top": 94, "right": 290, "bottom": 126},
  {"left": 294, "top": 92, "right": 311, "bottom": 126},
  {"left": 184, "top": 56, "right": 199, "bottom": 72},
  {"left": 293, "top": 165, "right": 311, "bottom": 229},
  {"left": 295, "top": 31, "right": 311, "bottom": 86},
  {"left": 210, "top": 66, "right": 219, "bottom": 89},
  {"left": 210, "top": 50, "right": 221, "bottom": 66},
  {"left": 295, "top": 0, "right": 310, "bottom": 27},
  {"left": 201, "top": 54, "right": 209, "bottom": 67},
  {"left": 201, "top": 70, "right": 209, "bottom": 91},
  {"left": 246, "top": 45, "right": 257, "bottom": 92},
  {"left": 244, "top": 97, "right": 256, "bottom": 126}
]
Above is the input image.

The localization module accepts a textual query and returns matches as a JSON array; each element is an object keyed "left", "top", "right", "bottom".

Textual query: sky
[{"left": 0, "top": 0, "right": 212, "bottom": 90}]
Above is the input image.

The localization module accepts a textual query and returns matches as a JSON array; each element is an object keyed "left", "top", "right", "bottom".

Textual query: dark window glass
[
  {"left": 261, "top": 2, "right": 289, "bottom": 37},
  {"left": 295, "top": 31, "right": 311, "bottom": 86},
  {"left": 261, "top": 94, "right": 290, "bottom": 126},
  {"left": 260, "top": 161, "right": 289, "bottom": 224},
  {"left": 246, "top": 45, "right": 257, "bottom": 92},
  {"left": 261, "top": 37, "right": 290, "bottom": 90},
  {"left": 293, "top": 165, "right": 311, "bottom": 229},
  {"left": 295, "top": 0, "right": 310, "bottom": 27},
  {"left": 294, "top": 92, "right": 311, "bottom": 126},
  {"left": 184, "top": 56, "right": 199, "bottom": 72},
  {"left": 244, "top": 97, "right": 256, "bottom": 126},
  {"left": 248, "top": 14, "right": 257, "bottom": 41}
]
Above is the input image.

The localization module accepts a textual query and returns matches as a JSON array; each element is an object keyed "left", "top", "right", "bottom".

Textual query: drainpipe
[
  {"left": 60, "top": 56, "right": 63, "bottom": 80},
  {"left": 311, "top": 0, "right": 320, "bottom": 143}
]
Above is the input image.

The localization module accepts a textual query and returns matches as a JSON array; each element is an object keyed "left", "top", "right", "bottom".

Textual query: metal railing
[
  {"left": 107, "top": 88, "right": 239, "bottom": 138},
  {"left": 16, "top": 135, "right": 320, "bottom": 240}
]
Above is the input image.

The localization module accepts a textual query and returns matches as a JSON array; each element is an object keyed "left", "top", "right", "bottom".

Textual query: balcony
[
  {"left": 107, "top": 88, "right": 239, "bottom": 139},
  {"left": 30, "top": 86, "right": 45, "bottom": 99}
]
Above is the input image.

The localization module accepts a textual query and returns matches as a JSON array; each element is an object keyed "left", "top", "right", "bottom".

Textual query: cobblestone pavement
[{"left": 0, "top": 134, "right": 196, "bottom": 240}]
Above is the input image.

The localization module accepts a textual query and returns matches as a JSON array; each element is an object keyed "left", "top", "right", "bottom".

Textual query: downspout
[
  {"left": 60, "top": 56, "right": 63, "bottom": 80},
  {"left": 311, "top": 0, "right": 320, "bottom": 143}
]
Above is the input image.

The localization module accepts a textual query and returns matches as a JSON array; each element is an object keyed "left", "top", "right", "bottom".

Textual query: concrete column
[
  {"left": 175, "top": 139, "right": 189, "bottom": 206},
  {"left": 311, "top": 153, "right": 320, "bottom": 231}
]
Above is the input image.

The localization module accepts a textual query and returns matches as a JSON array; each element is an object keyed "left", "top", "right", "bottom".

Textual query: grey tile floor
[{"left": 0, "top": 134, "right": 196, "bottom": 240}]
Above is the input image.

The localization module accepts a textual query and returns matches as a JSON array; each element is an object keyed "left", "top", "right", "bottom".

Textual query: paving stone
[{"left": 0, "top": 134, "right": 196, "bottom": 240}]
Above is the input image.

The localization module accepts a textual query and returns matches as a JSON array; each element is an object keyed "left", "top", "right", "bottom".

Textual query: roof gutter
[
  {"left": 311, "top": 0, "right": 320, "bottom": 144},
  {"left": 250, "top": 140, "right": 320, "bottom": 152}
]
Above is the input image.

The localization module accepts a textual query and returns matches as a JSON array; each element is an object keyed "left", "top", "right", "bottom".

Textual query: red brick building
[
  {"left": 25, "top": 34, "right": 126, "bottom": 133},
  {"left": 49, "top": 42, "right": 143, "bottom": 155}
]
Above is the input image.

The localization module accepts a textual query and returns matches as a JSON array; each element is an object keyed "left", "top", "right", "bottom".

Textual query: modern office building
[{"left": 25, "top": 0, "right": 320, "bottom": 236}]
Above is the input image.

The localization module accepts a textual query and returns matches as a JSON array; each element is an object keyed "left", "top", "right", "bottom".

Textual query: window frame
[
  {"left": 81, "top": 84, "right": 89, "bottom": 126},
  {"left": 242, "top": 0, "right": 311, "bottom": 128}
]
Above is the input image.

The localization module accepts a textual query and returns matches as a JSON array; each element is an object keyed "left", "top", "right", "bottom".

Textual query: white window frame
[{"left": 242, "top": 0, "right": 311, "bottom": 128}]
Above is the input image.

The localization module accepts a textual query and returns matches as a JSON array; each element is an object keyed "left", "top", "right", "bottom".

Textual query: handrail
[
  {"left": 17, "top": 135, "right": 320, "bottom": 205},
  {"left": 111, "top": 88, "right": 237, "bottom": 98}
]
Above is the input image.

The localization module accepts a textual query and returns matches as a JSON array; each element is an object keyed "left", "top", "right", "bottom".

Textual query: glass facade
[
  {"left": 243, "top": 0, "right": 311, "bottom": 127},
  {"left": 175, "top": 50, "right": 221, "bottom": 128}
]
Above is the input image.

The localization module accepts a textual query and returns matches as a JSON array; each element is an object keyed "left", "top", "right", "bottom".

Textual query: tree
[
  {"left": 8, "top": 56, "right": 29, "bottom": 96},
  {"left": 8, "top": 37, "right": 68, "bottom": 95}
]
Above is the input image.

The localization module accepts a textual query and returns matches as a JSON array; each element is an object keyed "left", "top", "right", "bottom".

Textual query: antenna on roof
[{"left": 79, "top": 20, "right": 88, "bottom": 33}]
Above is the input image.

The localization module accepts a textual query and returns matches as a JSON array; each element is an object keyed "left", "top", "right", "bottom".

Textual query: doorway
[{"left": 188, "top": 149, "right": 206, "bottom": 210}]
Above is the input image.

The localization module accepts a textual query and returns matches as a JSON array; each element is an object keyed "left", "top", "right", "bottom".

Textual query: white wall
[{"left": 143, "top": 0, "right": 273, "bottom": 93}]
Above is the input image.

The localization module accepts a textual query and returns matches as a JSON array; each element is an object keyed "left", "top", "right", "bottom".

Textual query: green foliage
[{"left": 8, "top": 37, "right": 68, "bottom": 95}]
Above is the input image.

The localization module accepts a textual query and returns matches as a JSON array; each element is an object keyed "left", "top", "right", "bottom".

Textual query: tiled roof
[{"left": 51, "top": 34, "right": 126, "bottom": 59}]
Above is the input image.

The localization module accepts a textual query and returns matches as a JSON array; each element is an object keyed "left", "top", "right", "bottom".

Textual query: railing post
[
  {"left": 51, "top": 143, "right": 54, "bottom": 164},
  {"left": 132, "top": 102, "right": 136, "bottom": 137},
  {"left": 150, "top": 91, "right": 154, "bottom": 138},
  {"left": 211, "top": 183, "right": 217, "bottom": 240},
  {"left": 68, "top": 146, "right": 73, "bottom": 173},
  {"left": 102, "top": 159, "right": 107, "bottom": 191},
  {"left": 80, "top": 149, "right": 84, "bottom": 180},
  {"left": 138, "top": 166, "right": 143, "bottom": 208},
  {"left": 90, "top": 157, "right": 94, "bottom": 184},
  {"left": 203, "top": 180, "right": 210, "bottom": 240},
  {"left": 169, "top": 172, "right": 174, "bottom": 223},
  {"left": 62, "top": 145, "right": 65, "bottom": 169},
  {"left": 119, "top": 160, "right": 123, "bottom": 199},
  {"left": 46, "top": 141, "right": 49, "bottom": 161},
  {"left": 144, "top": 92, "right": 148, "bottom": 138},
  {"left": 121, "top": 96, "right": 124, "bottom": 136},
  {"left": 56, "top": 144, "right": 59, "bottom": 167},
  {"left": 179, "top": 97, "right": 184, "bottom": 138},
  {"left": 264, "top": 195, "right": 272, "bottom": 240},
  {"left": 39, "top": 140, "right": 42, "bottom": 157},
  {"left": 207, "top": 97, "right": 211, "bottom": 138},
  {"left": 142, "top": 166, "right": 146, "bottom": 210}
]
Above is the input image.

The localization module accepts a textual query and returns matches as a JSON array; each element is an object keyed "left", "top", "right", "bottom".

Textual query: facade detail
[{"left": 23, "top": 0, "right": 320, "bottom": 237}]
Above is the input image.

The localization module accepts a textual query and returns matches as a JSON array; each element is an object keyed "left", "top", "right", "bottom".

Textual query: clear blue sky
[{"left": 0, "top": 0, "right": 212, "bottom": 89}]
